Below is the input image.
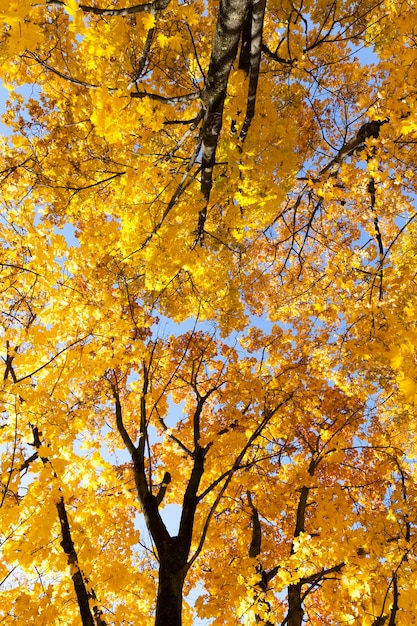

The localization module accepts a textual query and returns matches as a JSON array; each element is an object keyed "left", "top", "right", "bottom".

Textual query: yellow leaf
[
  {"left": 398, "top": 375, "right": 416, "bottom": 400},
  {"left": 142, "top": 12, "right": 155, "bottom": 30},
  {"left": 157, "top": 33, "right": 169, "bottom": 49},
  {"left": 63, "top": 0, "right": 78, "bottom": 16}
]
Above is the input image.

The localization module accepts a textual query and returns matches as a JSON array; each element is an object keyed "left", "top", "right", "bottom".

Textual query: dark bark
[
  {"left": 287, "top": 583, "right": 304, "bottom": 626},
  {"left": 293, "top": 485, "right": 309, "bottom": 538},
  {"left": 111, "top": 369, "right": 208, "bottom": 626},
  {"left": 197, "top": 0, "right": 266, "bottom": 239},
  {"left": 372, "top": 572, "right": 399, "bottom": 626},
  {"left": 111, "top": 380, "right": 291, "bottom": 625},
  {"left": 47, "top": 0, "right": 171, "bottom": 16},
  {"left": 239, "top": 0, "right": 266, "bottom": 142},
  {"left": 201, "top": 0, "right": 251, "bottom": 200},
  {"left": 285, "top": 478, "right": 312, "bottom": 626},
  {"left": 155, "top": 538, "right": 188, "bottom": 626},
  {"left": 388, "top": 573, "right": 399, "bottom": 626},
  {"left": 248, "top": 496, "right": 262, "bottom": 559},
  {"left": 319, "top": 119, "right": 389, "bottom": 178},
  {"left": 246, "top": 493, "right": 277, "bottom": 626},
  {"left": 153, "top": 445, "right": 207, "bottom": 625},
  {"left": 30, "top": 426, "right": 106, "bottom": 626},
  {"left": 238, "top": 4, "right": 253, "bottom": 73},
  {"left": 56, "top": 493, "right": 107, "bottom": 624},
  {"left": 57, "top": 497, "right": 105, "bottom": 626}
]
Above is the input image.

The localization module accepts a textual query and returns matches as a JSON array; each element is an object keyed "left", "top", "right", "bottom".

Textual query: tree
[{"left": 1, "top": 0, "right": 417, "bottom": 624}]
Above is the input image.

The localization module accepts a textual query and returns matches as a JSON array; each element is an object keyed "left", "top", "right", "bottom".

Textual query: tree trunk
[
  {"left": 287, "top": 582, "right": 304, "bottom": 626},
  {"left": 154, "top": 540, "right": 187, "bottom": 626}
]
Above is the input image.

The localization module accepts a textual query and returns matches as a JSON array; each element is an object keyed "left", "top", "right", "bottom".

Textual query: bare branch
[
  {"left": 247, "top": 491, "right": 262, "bottom": 559},
  {"left": 155, "top": 471, "right": 172, "bottom": 506},
  {"left": 189, "top": 396, "right": 293, "bottom": 568},
  {"left": 15, "top": 335, "right": 91, "bottom": 384},
  {"left": 46, "top": 0, "right": 171, "bottom": 16},
  {"left": 108, "top": 378, "right": 137, "bottom": 457},
  {"left": 25, "top": 51, "right": 99, "bottom": 89},
  {"left": 131, "top": 91, "right": 200, "bottom": 103},
  {"left": 318, "top": 119, "right": 389, "bottom": 179}
]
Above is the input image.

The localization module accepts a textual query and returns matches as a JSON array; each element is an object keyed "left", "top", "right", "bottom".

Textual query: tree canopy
[{"left": 1, "top": 0, "right": 417, "bottom": 624}]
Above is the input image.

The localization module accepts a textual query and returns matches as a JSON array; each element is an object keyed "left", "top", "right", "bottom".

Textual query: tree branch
[
  {"left": 188, "top": 396, "right": 292, "bottom": 568},
  {"left": 200, "top": 0, "right": 252, "bottom": 201},
  {"left": 47, "top": 0, "right": 171, "bottom": 16},
  {"left": 155, "top": 472, "right": 171, "bottom": 506},
  {"left": 30, "top": 426, "right": 106, "bottom": 626},
  {"left": 56, "top": 496, "right": 106, "bottom": 626},
  {"left": 130, "top": 91, "right": 200, "bottom": 103},
  {"left": 15, "top": 335, "right": 91, "bottom": 384},
  {"left": 109, "top": 379, "right": 137, "bottom": 457},
  {"left": 108, "top": 367, "right": 170, "bottom": 549},
  {"left": 318, "top": 119, "right": 389, "bottom": 178},
  {"left": 25, "top": 51, "right": 99, "bottom": 89},
  {"left": 261, "top": 43, "right": 295, "bottom": 65},
  {"left": 239, "top": 0, "right": 266, "bottom": 142},
  {"left": 285, "top": 456, "right": 318, "bottom": 626},
  {"left": 388, "top": 573, "right": 399, "bottom": 626},
  {"left": 247, "top": 491, "right": 262, "bottom": 559}
]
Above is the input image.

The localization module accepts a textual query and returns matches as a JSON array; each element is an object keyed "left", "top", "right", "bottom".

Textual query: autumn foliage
[{"left": 1, "top": 0, "right": 417, "bottom": 624}]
